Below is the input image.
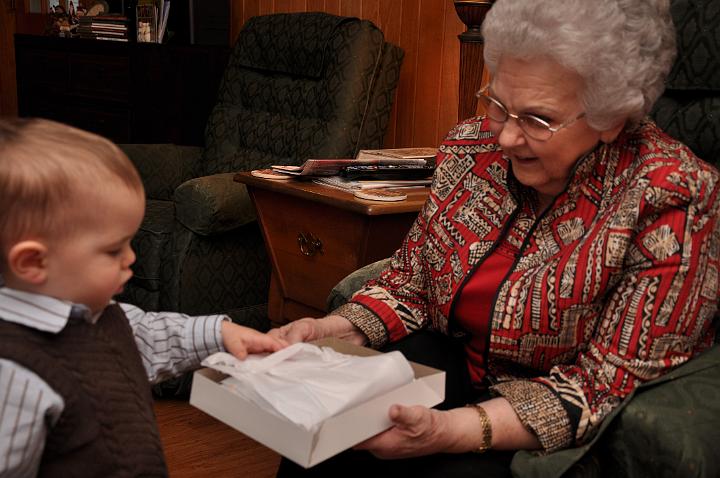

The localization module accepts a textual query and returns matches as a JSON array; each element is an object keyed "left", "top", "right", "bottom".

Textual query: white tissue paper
[{"left": 201, "top": 343, "right": 414, "bottom": 433}]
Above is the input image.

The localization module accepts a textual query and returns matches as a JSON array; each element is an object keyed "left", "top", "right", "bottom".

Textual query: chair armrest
[
  {"left": 326, "top": 258, "right": 392, "bottom": 312},
  {"left": 174, "top": 173, "right": 256, "bottom": 236},
  {"left": 119, "top": 144, "right": 203, "bottom": 200},
  {"left": 510, "top": 343, "right": 720, "bottom": 477}
]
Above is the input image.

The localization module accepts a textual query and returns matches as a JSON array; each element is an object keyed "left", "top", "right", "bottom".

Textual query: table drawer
[{"left": 253, "top": 190, "right": 416, "bottom": 312}]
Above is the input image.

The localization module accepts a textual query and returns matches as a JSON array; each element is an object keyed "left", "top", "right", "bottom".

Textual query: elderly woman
[{"left": 273, "top": 0, "right": 719, "bottom": 476}]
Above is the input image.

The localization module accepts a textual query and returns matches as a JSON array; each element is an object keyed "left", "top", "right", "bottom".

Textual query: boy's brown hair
[{"left": 0, "top": 118, "right": 143, "bottom": 265}]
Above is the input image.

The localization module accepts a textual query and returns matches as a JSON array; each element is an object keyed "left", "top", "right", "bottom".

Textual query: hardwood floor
[{"left": 154, "top": 399, "right": 281, "bottom": 477}]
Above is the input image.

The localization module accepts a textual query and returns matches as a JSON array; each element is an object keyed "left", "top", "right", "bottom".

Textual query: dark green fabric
[
  {"left": 201, "top": 16, "right": 401, "bottom": 175},
  {"left": 327, "top": 258, "right": 391, "bottom": 312},
  {"left": 119, "top": 13, "right": 403, "bottom": 346},
  {"left": 510, "top": 344, "right": 720, "bottom": 478},
  {"left": 356, "top": 42, "right": 406, "bottom": 151},
  {"left": 650, "top": 0, "right": 720, "bottom": 166},
  {"left": 120, "top": 144, "right": 202, "bottom": 201},
  {"left": 234, "top": 13, "right": 350, "bottom": 78},
  {"left": 665, "top": 0, "right": 720, "bottom": 90},
  {"left": 160, "top": 222, "right": 270, "bottom": 316},
  {"left": 174, "top": 173, "right": 255, "bottom": 236},
  {"left": 652, "top": 95, "right": 720, "bottom": 164}
]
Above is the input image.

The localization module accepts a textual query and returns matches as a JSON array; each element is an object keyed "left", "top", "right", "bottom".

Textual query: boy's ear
[{"left": 7, "top": 241, "right": 49, "bottom": 285}]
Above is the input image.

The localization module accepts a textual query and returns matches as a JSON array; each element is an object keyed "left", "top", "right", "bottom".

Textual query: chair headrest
[
  {"left": 665, "top": 0, "right": 720, "bottom": 91},
  {"left": 234, "top": 12, "right": 357, "bottom": 79}
]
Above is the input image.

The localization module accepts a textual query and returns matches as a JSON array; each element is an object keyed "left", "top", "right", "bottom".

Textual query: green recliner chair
[
  {"left": 116, "top": 12, "right": 404, "bottom": 333},
  {"left": 328, "top": 0, "right": 720, "bottom": 476}
]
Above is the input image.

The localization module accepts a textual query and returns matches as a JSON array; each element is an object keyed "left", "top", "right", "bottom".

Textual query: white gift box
[{"left": 189, "top": 337, "right": 446, "bottom": 468}]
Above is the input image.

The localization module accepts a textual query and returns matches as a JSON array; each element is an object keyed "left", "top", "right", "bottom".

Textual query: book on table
[
  {"left": 271, "top": 158, "right": 430, "bottom": 177},
  {"left": 269, "top": 147, "right": 437, "bottom": 178}
]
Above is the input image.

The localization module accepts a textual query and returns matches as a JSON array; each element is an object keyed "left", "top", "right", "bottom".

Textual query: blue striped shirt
[{"left": 0, "top": 287, "right": 227, "bottom": 477}]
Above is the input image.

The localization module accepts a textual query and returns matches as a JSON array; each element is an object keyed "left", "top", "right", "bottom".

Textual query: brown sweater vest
[{"left": 0, "top": 304, "right": 168, "bottom": 477}]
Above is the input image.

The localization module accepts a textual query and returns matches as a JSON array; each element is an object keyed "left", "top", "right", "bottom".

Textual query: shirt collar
[{"left": 0, "top": 287, "right": 94, "bottom": 333}]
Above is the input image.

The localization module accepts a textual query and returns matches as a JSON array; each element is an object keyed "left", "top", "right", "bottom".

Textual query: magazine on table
[
  {"left": 356, "top": 147, "right": 437, "bottom": 161},
  {"left": 312, "top": 176, "right": 432, "bottom": 192}
]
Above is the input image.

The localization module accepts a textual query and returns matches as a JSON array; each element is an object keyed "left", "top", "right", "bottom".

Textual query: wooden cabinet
[
  {"left": 0, "top": 0, "right": 18, "bottom": 116},
  {"left": 234, "top": 172, "right": 429, "bottom": 326},
  {"left": 14, "top": 34, "right": 230, "bottom": 145}
]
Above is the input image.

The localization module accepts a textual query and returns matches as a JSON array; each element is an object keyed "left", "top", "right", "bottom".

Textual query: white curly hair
[{"left": 482, "top": 0, "right": 677, "bottom": 130}]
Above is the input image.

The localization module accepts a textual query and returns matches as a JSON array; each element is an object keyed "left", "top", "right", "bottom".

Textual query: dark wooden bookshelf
[{"left": 14, "top": 34, "right": 230, "bottom": 146}]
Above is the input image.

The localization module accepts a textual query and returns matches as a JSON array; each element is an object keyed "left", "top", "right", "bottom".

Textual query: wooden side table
[{"left": 234, "top": 172, "right": 429, "bottom": 326}]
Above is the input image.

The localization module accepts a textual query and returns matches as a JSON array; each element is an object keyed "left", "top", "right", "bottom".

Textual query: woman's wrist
[
  {"left": 442, "top": 407, "right": 493, "bottom": 453},
  {"left": 321, "top": 314, "right": 368, "bottom": 345}
]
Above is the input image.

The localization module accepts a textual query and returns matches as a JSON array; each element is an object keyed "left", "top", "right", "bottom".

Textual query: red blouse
[{"left": 454, "top": 239, "right": 518, "bottom": 384}]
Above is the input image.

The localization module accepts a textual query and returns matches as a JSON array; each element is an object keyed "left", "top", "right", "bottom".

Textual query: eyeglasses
[{"left": 475, "top": 85, "right": 585, "bottom": 141}]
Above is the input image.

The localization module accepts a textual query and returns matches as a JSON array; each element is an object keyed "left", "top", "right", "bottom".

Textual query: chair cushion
[{"left": 234, "top": 12, "right": 350, "bottom": 78}]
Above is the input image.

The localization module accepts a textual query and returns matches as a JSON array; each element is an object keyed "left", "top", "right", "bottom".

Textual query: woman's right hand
[{"left": 268, "top": 314, "right": 367, "bottom": 345}]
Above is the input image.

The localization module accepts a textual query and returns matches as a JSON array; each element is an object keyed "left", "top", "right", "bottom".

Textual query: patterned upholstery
[
  {"left": 117, "top": 13, "right": 404, "bottom": 341},
  {"left": 202, "top": 13, "right": 398, "bottom": 176}
]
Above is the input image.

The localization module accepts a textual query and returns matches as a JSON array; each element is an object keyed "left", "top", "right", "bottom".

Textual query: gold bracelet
[{"left": 466, "top": 404, "right": 493, "bottom": 453}]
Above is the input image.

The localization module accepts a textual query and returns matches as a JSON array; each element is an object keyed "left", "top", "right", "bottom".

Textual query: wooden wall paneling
[
  {"left": 395, "top": 0, "right": 420, "bottom": 147},
  {"left": 437, "top": 0, "right": 462, "bottom": 143},
  {"left": 361, "top": 0, "right": 380, "bottom": 26},
  {"left": 413, "top": 0, "right": 446, "bottom": 147},
  {"left": 231, "top": 0, "right": 260, "bottom": 42},
  {"left": 323, "top": 0, "right": 341, "bottom": 15},
  {"left": 229, "top": 0, "right": 241, "bottom": 42},
  {"left": 0, "top": 0, "right": 18, "bottom": 116},
  {"left": 378, "top": 0, "right": 402, "bottom": 147},
  {"left": 307, "top": 0, "right": 325, "bottom": 12},
  {"left": 275, "top": 0, "right": 304, "bottom": 11},
  {"left": 258, "top": 0, "right": 274, "bottom": 16},
  {"left": 339, "top": 0, "right": 361, "bottom": 18}
]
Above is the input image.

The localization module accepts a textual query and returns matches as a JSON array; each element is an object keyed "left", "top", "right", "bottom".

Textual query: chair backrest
[
  {"left": 200, "top": 12, "right": 404, "bottom": 176},
  {"left": 651, "top": 0, "right": 720, "bottom": 167}
]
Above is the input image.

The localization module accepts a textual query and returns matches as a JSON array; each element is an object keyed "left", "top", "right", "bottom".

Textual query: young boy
[{"left": 0, "top": 118, "right": 286, "bottom": 477}]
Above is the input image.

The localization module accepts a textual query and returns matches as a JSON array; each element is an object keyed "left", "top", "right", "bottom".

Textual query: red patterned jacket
[{"left": 335, "top": 117, "right": 720, "bottom": 451}]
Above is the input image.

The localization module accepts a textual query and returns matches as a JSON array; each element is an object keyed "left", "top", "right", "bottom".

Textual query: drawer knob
[{"left": 297, "top": 232, "right": 323, "bottom": 257}]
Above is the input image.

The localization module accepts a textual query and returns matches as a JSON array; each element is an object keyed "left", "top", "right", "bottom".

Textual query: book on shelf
[
  {"left": 312, "top": 176, "right": 432, "bottom": 192},
  {"left": 78, "top": 14, "right": 129, "bottom": 41},
  {"left": 95, "top": 37, "right": 130, "bottom": 42},
  {"left": 271, "top": 157, "right": 429, "bottom": 177},
  {"left": 356, "top": 147, "right": 437, "bottom": 162}
]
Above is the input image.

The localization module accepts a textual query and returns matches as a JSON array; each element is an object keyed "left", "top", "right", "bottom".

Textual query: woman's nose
[{"left": 496, "top": 117, "right": 527, "bottom": 149}]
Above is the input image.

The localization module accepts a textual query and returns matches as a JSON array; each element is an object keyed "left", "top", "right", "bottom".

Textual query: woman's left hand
[
  {"left": 358, "top": 399, "right": 543, "bottom": 458},
  {"left": 354, "top": 405, "right": 458, "bottom": 458}
]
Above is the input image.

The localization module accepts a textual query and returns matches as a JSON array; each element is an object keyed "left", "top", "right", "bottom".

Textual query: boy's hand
[{"left": 221, "top": 321, "right": 287, "bottom": 359}]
